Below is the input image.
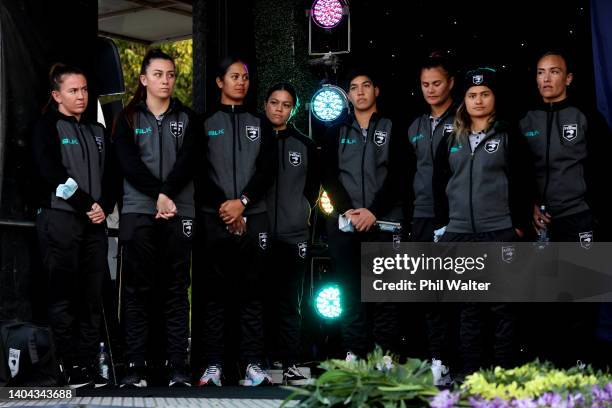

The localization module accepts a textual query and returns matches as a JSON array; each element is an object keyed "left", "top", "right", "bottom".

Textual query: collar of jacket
[
  {"left": 274, "top": 124, "right": 296, "bottom": 140},
  {"left": 135, "top": 97, "right": 181, "bottom": 115},
  {"left": 343, "top": 111, "right": 381, "bottom": 130},
  {"left": 537, "top": 97, "right": 573, "bottom": 112},
  {"left": 48, "top": 106, "right": 86, "bottom": 124},
  {"left": 425, "top": 100, "right": 458, "bottom": 120},
  {"left": 219, "top": 104, "right": 247, "bottom": 113}
]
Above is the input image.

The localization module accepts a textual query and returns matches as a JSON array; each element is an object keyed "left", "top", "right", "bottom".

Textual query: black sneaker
[
  {"left": 67, "top": 365, "right": 94, "bottom": 389},
  {"left": 283, "top": 365, "right": 310, "bottom": 386},
  {"left": 168, "top": 364, "right": 191, "bottom": 387},
  {"left": 120, "top": 363, "right": 147, "bottom": 388}
]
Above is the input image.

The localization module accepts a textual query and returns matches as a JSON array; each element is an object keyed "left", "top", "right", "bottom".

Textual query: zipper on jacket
[
  {"left": 361, "top": 128, "right": 368, "bottom": 208},
  {"left": 469, "top": 152, "right": 476, "bottom": 233},
  {"left": 429, "top": 119, "right": 436, "bottom": 163},
  {"left": 75, "top": 124, "right": 92, "bottom": 195},
  {"left": 274, "top": 135, "right": 282, "bottom": 236},
  {"left": 543, "top": 109, "right": 553, "bottom": 205},
  {"left": 157, "top": 117, "right": 164, "bottom": 179},
  {"left": 232, "top": 107, "right": 238, "bottom": 198}
]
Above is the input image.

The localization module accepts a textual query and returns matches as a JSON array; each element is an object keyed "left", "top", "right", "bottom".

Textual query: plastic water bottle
[
  {"left": 537, "top": 205, "right": 549, "bottom": 248},
  {"left": 98, "top": 342, "right": 110, "bottom": 380}
]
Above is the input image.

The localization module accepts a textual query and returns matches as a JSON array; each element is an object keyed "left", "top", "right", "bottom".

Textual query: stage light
[
  {"left": 312, "top": 0, "right": 344, "bottom": 29},
  {"left": 319, "top": 190, "right": 334, "bottom": 215},
  {"left": 311, "top": 85, "right": 348, "bottom": 122},
  {"left": 315, "top": 285, "right": 342, "bottom": 319}
]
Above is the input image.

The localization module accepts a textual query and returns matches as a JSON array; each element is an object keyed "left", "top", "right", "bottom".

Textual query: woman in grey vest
[
  {"left": 113, "top": 49, "right": 197, "bottom": 387},
  {"left": 433, "top": 68, "right": 534, "bottom": 378},
  {"left": 32, "top": 64, "right": 115, "bottom": 388},
  {"left": 407, "top": 53, "right": 457, "bottom": 386},
  {"left": 195, "top": 57, "right": 276, "bottom": 387}
]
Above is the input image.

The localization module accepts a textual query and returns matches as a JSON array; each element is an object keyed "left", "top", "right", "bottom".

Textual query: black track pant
[
  {"left": 533, "top": 210, "right": 598, "bottom": 367},
  {"left": 412, "top": 217, "right": 457, "bottom": 364},
  {"left": 440, "top": 228, "right": 518, "bottom": 373},
  {"left": 265, "top": 239, "right": 307, "bottom": 366},
  {"left": 36, "top": 208, "right": 108, "bottom": 367},
  {"left": 198, "top": 212, "right": 268, "bottom": 366},
  {"left": 120, "top": 214, "right": 192, "bottom": 366},
  {"left": 326, "top": 216, "right": 401, "bottom": 357}
]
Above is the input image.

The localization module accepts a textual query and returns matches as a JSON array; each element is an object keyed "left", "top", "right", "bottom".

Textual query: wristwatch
[{"left": 240, "top": 194, "right": 250, "bottom": 207}]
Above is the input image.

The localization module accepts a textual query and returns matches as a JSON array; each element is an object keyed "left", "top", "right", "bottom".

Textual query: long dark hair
[
  {"left": 43, "top": 63, "right": 86, "bottom": 113},
  {"left": 216, "top": 55, "right": 248, "bottom": 82},
  {"left": 120, "top": 48, "right": 175, "bottom": 129},
  {"left": 420, "top": 51, "right": 455, "bottom": 79},
  {"left": 265, "top": 82, "right": 299, "bottom": 122}
]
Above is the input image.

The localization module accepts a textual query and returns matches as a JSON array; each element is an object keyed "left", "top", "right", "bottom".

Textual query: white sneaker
[
  {"left": 197, "top": 365, "right": 222, "bottom": 386},
  {"left": 345, "top": 351, "right": 358, "bottom": 363},
  {"left": 283, "top": 365, "right": 311, "bottom": 385},
  {"left": 431, "top": 358, "right": 453, "bottom": 387},
  {"left": 242, "top": 363, "right": 272, "bottom": 386}
]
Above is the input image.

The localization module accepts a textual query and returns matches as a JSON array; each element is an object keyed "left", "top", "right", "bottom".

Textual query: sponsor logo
[
  {"left": 340, "top": 137, "right": 357, "bottom": 145},
  {"left": 208, "top": 129, "right": 225, "bottom": 137},
  {"left": 135, "top": 127, "right": 152, "bottom": 135},
  {"left": 450, "top": 144, "right": 463, "bottom": 153},
  {"left": 524, "top": 130, "right": 540, "bottom": 137},
  {"left": 61, "top": 138, "right": 79, "bottom": 145},
  {"left": 410, "top": 133, "right": 424, "bottom": 144}
]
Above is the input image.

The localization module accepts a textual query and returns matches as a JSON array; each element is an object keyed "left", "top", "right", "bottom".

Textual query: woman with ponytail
[
  {"left": 32, "top": 63, "right": 115, "bottom": 388},
  {"left": 113, "top": 48, "right": 199, "bottom": 387}
]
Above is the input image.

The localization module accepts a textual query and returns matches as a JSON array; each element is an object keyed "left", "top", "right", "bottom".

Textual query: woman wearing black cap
[{"left": 433, "top": 68, "right": 535, "bottom": 376}]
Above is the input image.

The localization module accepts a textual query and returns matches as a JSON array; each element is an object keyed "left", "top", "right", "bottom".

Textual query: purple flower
[
  {"left": 537, "top": 392, "right": 562, "bottom": 406},
  {"left": 430, "top": 390, "right": 460, "bottom": 408},
  {"left": 511, "top": 398, "right": 537, "bottom": 408},
  {"left": 592, "top": 383, "right": 612, "bottom": 407},
  {"left": 468, "top": 397, "right": 510, "bottom": 408}
]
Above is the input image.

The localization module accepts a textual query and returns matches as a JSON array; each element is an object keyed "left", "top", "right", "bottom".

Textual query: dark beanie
[{"left": 464, "top": 67, "right": 497, "bottom": 93}]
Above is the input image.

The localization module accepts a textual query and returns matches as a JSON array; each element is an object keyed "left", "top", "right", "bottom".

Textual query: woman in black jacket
[
  {"left": 113, "top": 48, "right": 197, "bottom": 388},
  {"left": 32, "top": 64, "right": 115, "bottom": 388},
  {"left": 194, "top": 57, "right": 276, "bottom": 387},
  {"left": 433, "top": 67, "right": 534, "bottom": 378},
  {"left": 263, "top": 83, "right": 319, "bottom": 385}
]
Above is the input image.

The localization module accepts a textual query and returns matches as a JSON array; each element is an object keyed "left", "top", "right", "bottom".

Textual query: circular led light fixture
[
  {"left": 311, "top": 85, "right": 348, "bottom": 122},
  {"left": 315, "top": 285, "right": 342, "bottom": 319},
  {"left": 311, "top": 0, "right": 345, "bottom": 28}
]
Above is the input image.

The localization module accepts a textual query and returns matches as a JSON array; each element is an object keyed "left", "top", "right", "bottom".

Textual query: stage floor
[{"left": 0, "top": 387, "right": 298, "bottom": 407}]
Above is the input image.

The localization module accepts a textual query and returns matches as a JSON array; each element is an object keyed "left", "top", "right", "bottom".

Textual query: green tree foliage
[
  {"left": 254, "top": 0, "right": 318, "bottom": 133},
  {"left": 112, "top": 38, "right": 193, "bottom": 107}
]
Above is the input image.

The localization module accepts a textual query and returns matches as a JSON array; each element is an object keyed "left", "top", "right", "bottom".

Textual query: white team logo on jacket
[
  {"left": 170, "top": 121, "right": 184, "bottom": 138},
  {"left": 374, "top": 130, "right": 388, "bottom": 146},
  {"left": 246, "top": 126, "right": 260, "bottom": 141},
  {"left": 259, "top": 232, "right": 268, "bottom": 250},
  {"left": 562, "top": 124, "right": 578, "bottom": 141},
  {"left": 443, "top": 124, "right": 454, "bottom": 136},
  {"left": 579, "top": 231, "right": 593, "bottom": 249},
  {"left": 472, "top": 75, "right": 483, "bottom": 85},
  {"left": 298, "top": 242, "right": 308, "bottom": 258},
  {"left": 484, "top": 139, "right": 500, "bottom": 153},
  {"left": 182, "top": 219, "right": 193, "bottom": 237},
  {"left": 289, "top": 151, "right": 302, "bottom": 166}
]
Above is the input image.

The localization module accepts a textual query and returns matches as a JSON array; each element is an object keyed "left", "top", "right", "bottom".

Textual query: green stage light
[{"left": 315, "top": 285, "right": 342, "bottom": 319}]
